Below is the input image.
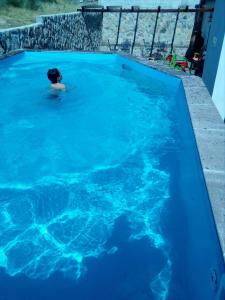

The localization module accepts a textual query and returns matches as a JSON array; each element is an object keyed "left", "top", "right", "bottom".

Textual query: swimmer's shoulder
[{"left": 51, "top": 83, "right": 66, "bottom": 91}]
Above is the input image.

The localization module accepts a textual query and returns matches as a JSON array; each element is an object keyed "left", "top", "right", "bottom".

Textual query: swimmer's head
[{"left": 47, "top": 68, "right": 62, "bottom": 84}]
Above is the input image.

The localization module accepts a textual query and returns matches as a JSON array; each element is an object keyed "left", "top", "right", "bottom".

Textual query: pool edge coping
[{"left": 1, "top": 49, "right": 225, "bottom": 263}]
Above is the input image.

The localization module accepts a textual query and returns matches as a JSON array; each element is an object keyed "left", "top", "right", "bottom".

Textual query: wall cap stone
[
  {"left": 37, "top": 11, "right": 81, "bottom": 21},
  {"left": 0, "top": 23, "right": 42, "bottom": 33},
  {"left": 0, "top": 11, "right": 82, "bottom": 33}
]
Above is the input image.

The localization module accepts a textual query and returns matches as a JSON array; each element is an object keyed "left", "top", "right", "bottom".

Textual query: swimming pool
[{"left": 0, "top": 51, "right": 224, "bottom": 300}]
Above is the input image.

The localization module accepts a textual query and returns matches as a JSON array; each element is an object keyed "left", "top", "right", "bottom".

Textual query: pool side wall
[
  {"left": 131, "top": 56, "right": 225, "bottom": 298},
  {"left": 126, "top": 55, "right": 225, "bottom": 258}
]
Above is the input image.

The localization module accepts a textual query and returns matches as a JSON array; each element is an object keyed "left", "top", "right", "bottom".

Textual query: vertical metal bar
[
  {"left": 170, "top": 8, "right": 180, "bottom": 54},
  {"left": 114, "top": 9, "right": 122, "bottom": 50},
  {"left": 108, "top": 39, "right": 112, "bottom": 51},
  {"left": 131, "top": 10, "right": 139, "bottom": 54},
  {"left": 150, "top": 6, "right": 160, "bottom": 58}
]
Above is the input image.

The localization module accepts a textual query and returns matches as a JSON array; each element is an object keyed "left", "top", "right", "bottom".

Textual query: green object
[{"left": 166, "top": 53, "right": 190, "bottom": 72}]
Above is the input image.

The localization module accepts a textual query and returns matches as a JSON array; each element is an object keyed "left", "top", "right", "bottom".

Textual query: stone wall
[
  {"left": 0, "top": 10, "right": 195, "bottom": 58},
  {"left": 0, "top": 12, "right": 103, "bottom": 55},
  {"left": 101, "top": 11, "right": 195, "bottom": 57}
]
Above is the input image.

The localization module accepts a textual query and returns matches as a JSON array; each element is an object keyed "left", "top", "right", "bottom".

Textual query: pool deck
[{"left": 1, "top": 49, "right": 225, "bottom": 262}]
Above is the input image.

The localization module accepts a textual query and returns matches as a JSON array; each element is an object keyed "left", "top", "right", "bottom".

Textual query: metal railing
[
  {"left": 78, "top": 5, "right": 214, "bottom": 58},
  {"left": 78, "top": 6, "right": 214, "bottom": 13}
]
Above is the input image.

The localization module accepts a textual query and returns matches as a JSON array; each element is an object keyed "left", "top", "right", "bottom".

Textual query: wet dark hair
[{"left": 47, "top": 68, "right": 61, "bottom": 84}]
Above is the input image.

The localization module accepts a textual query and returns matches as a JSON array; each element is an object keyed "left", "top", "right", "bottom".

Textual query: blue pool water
[{"left": 0, "top": 52, "right": 224, "bottom": 300}]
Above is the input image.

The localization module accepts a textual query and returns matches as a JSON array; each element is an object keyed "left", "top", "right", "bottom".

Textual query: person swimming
[{"left": 47, "top": 68, "right": 66, "bottom": 91}]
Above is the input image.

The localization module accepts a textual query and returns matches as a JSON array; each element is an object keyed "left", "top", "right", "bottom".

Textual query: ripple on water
[{"left": 0, "top": 150, "right": 171, "bottom": 299}]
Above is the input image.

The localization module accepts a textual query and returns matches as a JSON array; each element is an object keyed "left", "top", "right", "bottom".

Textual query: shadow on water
[
  {"left": 46, "top": 93, "right": 61, "bottom": 101},
  {"left": 0, "top": 216, "right": 166, "bottom": 300}
]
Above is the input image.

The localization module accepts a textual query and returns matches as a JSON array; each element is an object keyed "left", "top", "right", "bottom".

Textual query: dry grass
[{"left": 0, "top": 0, "right": 82, "bottom": 29}]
